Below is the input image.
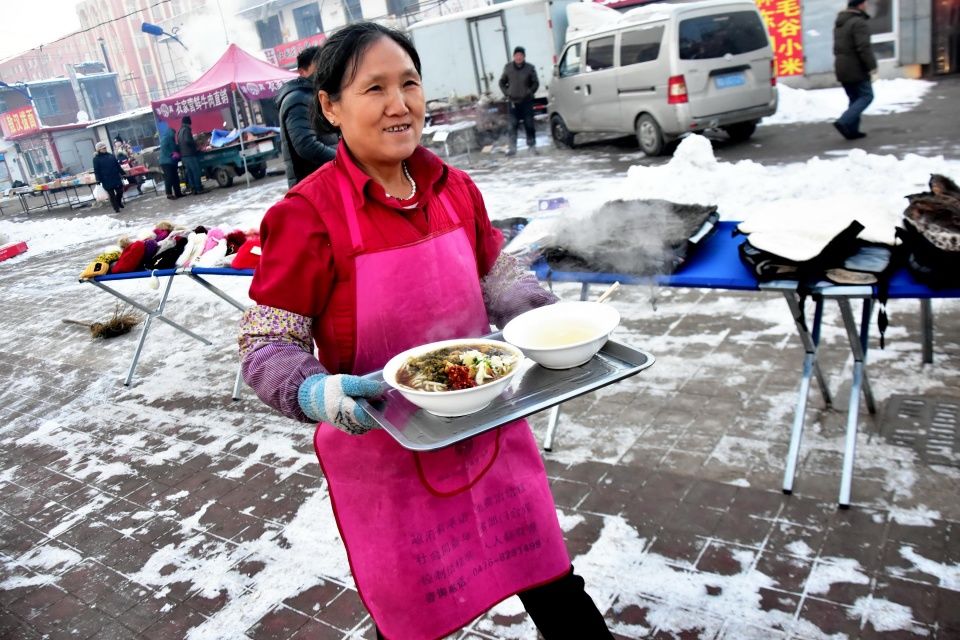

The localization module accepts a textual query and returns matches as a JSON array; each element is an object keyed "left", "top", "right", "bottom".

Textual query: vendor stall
[{"left": 150, "top": 44, "right": 294, "bottom": 187}]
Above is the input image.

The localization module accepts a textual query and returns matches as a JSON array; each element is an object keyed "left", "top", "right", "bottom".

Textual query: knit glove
[{"left": 298, "top": 373, "right": 383, "bottom": 435}]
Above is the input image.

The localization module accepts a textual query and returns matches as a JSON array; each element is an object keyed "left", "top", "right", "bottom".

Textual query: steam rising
[
  {"left": 176, "top": 0, "right": 270, "bottom": 81},
  {"left": 534, "top": 199, "right": 719, "bottom": 276}
]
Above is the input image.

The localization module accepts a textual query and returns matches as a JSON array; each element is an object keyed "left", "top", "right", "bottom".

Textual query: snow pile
[{"left": 765, "top": 78, "right": 935, "bottom": 126}]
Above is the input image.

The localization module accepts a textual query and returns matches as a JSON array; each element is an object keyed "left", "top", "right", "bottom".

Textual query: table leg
[
  {"left": 835, "top": 297, "right": 873, "bottom": 509},
  {"left": 579, "top": 283, "right": 591, "bottom": 301},
  {"left": 88, "top": 277, "right": 211, "bottom": 386},
  {"left": 543, "top": 404, "right": 561, "bottom": 452},
  {"left": 781, "top": 293, "right": 829, "bottom": 495},
  {"left": 232, "top": 366, "right": 244, "bottom": 401},
  {"left": 921, "top": 298, "right": 933, "bottom": 364}
]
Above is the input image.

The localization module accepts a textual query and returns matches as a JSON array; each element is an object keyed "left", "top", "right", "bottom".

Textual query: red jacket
[{"left": 249, "top": 144, "right": 502, "bottom": 374}]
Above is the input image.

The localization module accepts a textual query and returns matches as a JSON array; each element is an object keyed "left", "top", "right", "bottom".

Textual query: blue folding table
[
  {"left": 82, "top": 266, "right": 255, "bottom": 398},
  {"left": 532, "top": 221, "right": 960, "bottom": 508}
]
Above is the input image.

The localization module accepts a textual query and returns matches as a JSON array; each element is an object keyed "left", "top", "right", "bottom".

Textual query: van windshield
[{"left": 678, "top": 11, "right": 769, "bottom": 60}]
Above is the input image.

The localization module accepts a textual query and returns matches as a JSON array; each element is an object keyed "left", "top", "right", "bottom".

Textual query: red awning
[{"left": 151, "top": 43, "right": 296, "bottom": 122}]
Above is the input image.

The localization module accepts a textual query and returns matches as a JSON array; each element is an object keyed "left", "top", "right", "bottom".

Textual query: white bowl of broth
[
  {"left": 382, "top": 338, "right": 524, "bottom": 417},
  {"left": 502, "top": 301, "right": 620, "bottom": 369}
]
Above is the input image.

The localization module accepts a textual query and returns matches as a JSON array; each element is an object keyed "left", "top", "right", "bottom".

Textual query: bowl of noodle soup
[
  {"left": 382, "top": 338, "right": 524, "bottom": 417},
  {"left": 502, "top": 301, "right": 620, "bottom": 369}
]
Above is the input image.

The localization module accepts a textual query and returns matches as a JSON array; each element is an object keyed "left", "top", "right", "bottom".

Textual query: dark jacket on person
[
  {"left": 499, "top": 61, "right": 539, "bottom": 103},
  {"left": 277, "top": 77, "right": 338, "bottom": 187},
  {"left": 833, "top": 9, "right": 878, "bottom": 84},
  {"left": 93, "top": 151, "right": 125, "bottom": 189},
  {"left": 159, "top": 128, "right": 179, "bottom": 166},
  {"left": 177, "top": 123, "right": 199, "bottom": 157}
]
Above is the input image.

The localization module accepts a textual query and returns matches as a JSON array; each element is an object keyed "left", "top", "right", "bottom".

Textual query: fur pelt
[{"left": 904, "top": 173, "right": 960, "bottom": 252}]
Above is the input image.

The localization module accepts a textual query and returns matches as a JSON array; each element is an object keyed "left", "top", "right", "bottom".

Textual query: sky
[
  {"left": 2, "top": 127, "right": 959, "bottom": 637},
  {"left": 0, "top": 0, "right": 83, "bottom": 60}
]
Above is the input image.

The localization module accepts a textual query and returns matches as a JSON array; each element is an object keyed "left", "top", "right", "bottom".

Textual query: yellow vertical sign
[{"left": 757, "top": 0, "right": 804, "bottom": 76}]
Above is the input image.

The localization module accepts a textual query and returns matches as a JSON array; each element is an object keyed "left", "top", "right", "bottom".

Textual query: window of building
[
  {"left": 257, "top": 15, "right": 283, "bottom": 49},
  {"left": 585, "top": 36, "right": 615, "bottom": 72},
  {"left": 558, "top": 43, "right": 582, "bottom": 77},
  {"left": 293, "top": 3, "right": 323, "bottom": 39},
  {"left": 343, "top": 0, "right": 363, "bottom": 22},
  {"left": 620, "top": 25, "right": 664, "bottom": 66},
  {"left": 32, "top": 89, "right": 60, "bottom": 118},
  {"left": 387, "top": 0, "right": 417, "bottom": 16},
  {"left": 868, "top": 0, "right": 897, "bottom": 60}
]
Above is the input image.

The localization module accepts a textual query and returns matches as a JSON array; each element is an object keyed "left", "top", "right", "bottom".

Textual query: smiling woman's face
[{"left": 321, "top": 36, "right": 425, "bottom": 171}]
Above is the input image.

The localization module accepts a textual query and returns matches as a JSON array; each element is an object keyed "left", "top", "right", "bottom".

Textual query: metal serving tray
[{"left": 358, "top": 334, "right": 654, "bottom": 451}]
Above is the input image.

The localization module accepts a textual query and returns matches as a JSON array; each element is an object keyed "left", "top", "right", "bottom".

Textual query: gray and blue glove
[{"left": 298, "top": 373, "right": 384, "bottom": 435}]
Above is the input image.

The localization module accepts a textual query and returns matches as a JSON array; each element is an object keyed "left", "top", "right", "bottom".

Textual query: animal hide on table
[{"left": 541, "top": 199, "right": 719, "bottom": 276}]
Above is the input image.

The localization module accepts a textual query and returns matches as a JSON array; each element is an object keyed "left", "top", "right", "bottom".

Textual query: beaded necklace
[{"left": 383, "top": 161, "right": 417, "bottom": 200}]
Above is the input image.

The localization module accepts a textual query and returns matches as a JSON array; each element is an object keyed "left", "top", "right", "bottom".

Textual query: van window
[
  {"left": 620, "top": 26, "right": 664, "bottom": 66},
  {"left": 585, "top": 36, "right": 615, "bottom": 72},
  {"left": 559, "top": 43, "right": 582, "bottom": 77},
  {"left": 678, "top": 11, "right": 769, "bottom": 60}
]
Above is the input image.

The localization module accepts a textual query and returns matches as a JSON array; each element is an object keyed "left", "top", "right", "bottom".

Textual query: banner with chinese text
[
  {"left": 756, "top": 0, "right": 804, "bottom": 76},
  {"left": 263, "top": 33, "right": 328, "bottom": 69},
  {"left": 0, "top": 106, "right": 40, "bottom": 138},
  {"left": 152, "top": 80, "right": 287, "bottom": 121}
]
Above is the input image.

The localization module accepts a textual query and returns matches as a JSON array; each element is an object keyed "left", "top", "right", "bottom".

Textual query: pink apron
[{"left": 312, "top": 170, "right": 570, "bottom": 640}]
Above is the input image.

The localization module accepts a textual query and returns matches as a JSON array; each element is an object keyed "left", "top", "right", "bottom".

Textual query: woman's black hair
[{"left": 312, "top": 22, "right": 421, "bottom": 135}]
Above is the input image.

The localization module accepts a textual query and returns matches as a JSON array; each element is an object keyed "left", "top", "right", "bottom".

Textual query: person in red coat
[{"left": 238, "top": 22, "right": 612, "bottom": 640}]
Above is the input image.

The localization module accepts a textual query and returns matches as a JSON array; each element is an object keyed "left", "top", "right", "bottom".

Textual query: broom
[{"left": 63, "top": 303, "right": 143, "bottom": 339}]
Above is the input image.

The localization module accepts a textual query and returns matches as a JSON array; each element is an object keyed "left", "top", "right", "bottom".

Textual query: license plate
[{"left": 714, "top": 73, "right": 746, "bottom": 89}]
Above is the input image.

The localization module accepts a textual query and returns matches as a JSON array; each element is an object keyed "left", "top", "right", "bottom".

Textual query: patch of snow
[
  {"left": 897, "top": 546, "right": 960, "bottom": 590},
  {"left": 888, "top": 506, "right": 941, "bottom": 527},
  {"left": 805, "top": 558, "right": 870, "bottom": 595},
  {"left": 849, "top": 596, "right": 927, "bottom": 634}
]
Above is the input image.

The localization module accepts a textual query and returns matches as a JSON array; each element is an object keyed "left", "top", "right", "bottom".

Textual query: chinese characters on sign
[
  {"left": 756, "top": 0, "right": 804, "bottom": 77},
  {"left": 267, "top": 33, "right": 328, "bottom": 69},
  {"left": 153, "top": 80, "right": 288, "bottom": 121},
  {"left": 0, "top": 106, "right": 40, "bottom": 138}
]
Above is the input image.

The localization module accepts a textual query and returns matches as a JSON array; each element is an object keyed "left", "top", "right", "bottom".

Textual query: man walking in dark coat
[
  {"left": 177, "top": 115, "right": 204, "bottom": 194},
  {"left": 159, "top": 126, "right": 182, "bottom": 200},
  {"left": 277, "top": 46, "right": 337, "bottom": 187},
  {"left": 833, "top": 0, "right": 878, "bottom": 140},
  {"left": 93, "top": 141, "right": 125, "bottom": 213},
  {"left": 499, "top": 46, "right": 539, "bottom": 156}
]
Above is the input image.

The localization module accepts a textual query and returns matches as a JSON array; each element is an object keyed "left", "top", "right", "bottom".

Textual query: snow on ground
[{"left": 763, "top": 78, "right": 935, "bottom": 126}]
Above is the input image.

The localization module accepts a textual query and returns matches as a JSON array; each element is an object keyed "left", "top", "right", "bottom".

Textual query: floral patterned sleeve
[{"left": 239, "top": 305, "right": 327, "bottom": 423}]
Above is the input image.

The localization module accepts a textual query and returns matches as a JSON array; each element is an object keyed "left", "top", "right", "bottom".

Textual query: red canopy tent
[{"left": 151, "top": 43, "right": 296, "bottom": 129}]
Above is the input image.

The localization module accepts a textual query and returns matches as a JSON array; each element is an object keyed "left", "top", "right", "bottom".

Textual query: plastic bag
[{"left": 93, "top": 184, "right": 109, "bottom": 202}]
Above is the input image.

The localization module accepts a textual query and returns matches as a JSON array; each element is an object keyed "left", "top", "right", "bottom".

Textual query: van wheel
[
  {"left": 550, "top": 115, "right": 575, "bottom": 148},
  {"left": 723, "top": 121, "right": 757, "bottom": 143},
  {"left": 636, "top": 114, "right": 665, "bottom": 156}
]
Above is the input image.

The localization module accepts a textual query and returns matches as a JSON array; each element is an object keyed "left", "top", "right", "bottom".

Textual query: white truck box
[{"left": 408, "top": 0, "right": 579, "bottom": 103}]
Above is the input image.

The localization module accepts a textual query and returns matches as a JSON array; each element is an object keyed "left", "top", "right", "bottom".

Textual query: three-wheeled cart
[{"left": 196, "top": 132, "right": 279, "bottom": 188}]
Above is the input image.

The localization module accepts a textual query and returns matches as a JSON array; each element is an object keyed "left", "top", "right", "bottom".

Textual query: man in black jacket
[
  {"left": 93, "top": 141, "right": 125, "bottom": 213},
  {"left": 499, "top": 46, "right": 539, "bottom": 156},
  {"left": 833, "top": 0, "right": 878, "bottom": 140},
  {"left": 177, "top": 115, "right": 205, "bottom": 194},
  {"left": 277, "top": 46, "right": 337, "bottom": 187}
]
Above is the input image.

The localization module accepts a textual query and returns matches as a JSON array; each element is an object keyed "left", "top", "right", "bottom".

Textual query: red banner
[
  {"left": 264, "top": 33, "right": 327, "bottom": 69},
  {"left": 756, "top": 0, "right": 804, "bottom": 77},
  {"left": 0, "top": 106, "right": 40, "bottom": 138}
]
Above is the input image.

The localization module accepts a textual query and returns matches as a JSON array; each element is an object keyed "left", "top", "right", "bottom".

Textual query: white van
[{"left": 547, "top": 0, "right": 778, "bottom": 155}]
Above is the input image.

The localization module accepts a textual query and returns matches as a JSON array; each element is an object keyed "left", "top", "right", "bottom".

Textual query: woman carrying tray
[{"left": 238, "top": 22, "right": 612, "bottom": 640}]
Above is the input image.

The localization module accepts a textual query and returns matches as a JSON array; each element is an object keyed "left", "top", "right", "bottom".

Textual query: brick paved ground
[{"left": 1, "top": 132, "right": 959, "bottom": 639}]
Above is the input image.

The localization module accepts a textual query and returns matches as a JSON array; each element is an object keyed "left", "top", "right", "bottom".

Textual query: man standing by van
[
  {"left": 833, "top": 0, "right": 878, "bottom": 140},
  {"left": 499, "top": 46, "right": 539, "bottom": 156}
]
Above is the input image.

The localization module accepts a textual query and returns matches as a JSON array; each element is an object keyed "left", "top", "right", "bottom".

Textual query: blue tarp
[{"left": 209, "top": 125, "right": 280, "bottom": 148}]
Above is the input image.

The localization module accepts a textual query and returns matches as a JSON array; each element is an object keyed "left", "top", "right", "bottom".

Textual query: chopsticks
[{"left": 596, "top": 281, "right": 621, "bottom": 304}]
